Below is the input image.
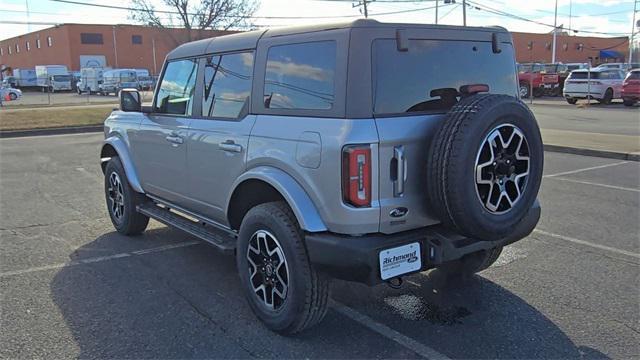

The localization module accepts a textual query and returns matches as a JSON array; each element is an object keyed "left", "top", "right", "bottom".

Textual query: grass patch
[{"left": 0, "top": 106, "right": 113, "bottom": 131}]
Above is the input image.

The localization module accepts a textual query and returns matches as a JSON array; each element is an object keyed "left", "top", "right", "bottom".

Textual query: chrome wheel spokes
[
  {"left": 475, "top": 124, "right": 530, "bottom": 214},
  {"left": 246, "top": 230, "right": 289, "bottom": 310},
  {"left": 107, "top": 172, "right": 125, "bottom": 221}
]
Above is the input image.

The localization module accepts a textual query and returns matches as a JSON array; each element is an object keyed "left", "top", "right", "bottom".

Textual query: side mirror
[{"left": 119, "top": 89, "right": 141, "bottom": 112}]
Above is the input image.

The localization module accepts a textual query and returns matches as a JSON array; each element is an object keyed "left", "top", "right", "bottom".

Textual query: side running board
[{"left": 137, "top": 203, "right": 236, "bottom": 252}]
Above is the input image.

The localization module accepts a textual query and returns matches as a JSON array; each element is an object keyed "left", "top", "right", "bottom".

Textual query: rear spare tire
[{"left": 427, "top": 94, "right": 543, "bottom": 241}]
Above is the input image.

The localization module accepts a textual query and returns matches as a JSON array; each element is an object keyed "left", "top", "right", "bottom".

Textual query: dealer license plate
[{"left": 379, "top": 242, "right": 422, "bottom": 280}]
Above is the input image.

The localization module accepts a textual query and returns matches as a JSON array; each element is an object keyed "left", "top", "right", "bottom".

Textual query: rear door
[
  {"left": 130, "top": 58, "right": 198, "bottom": 206},
  {"left": 184, "top": 52, "right": 256, "bottom": 224},
  {"left": 371, "top": 35, "right": 519, "bottom": 234}
]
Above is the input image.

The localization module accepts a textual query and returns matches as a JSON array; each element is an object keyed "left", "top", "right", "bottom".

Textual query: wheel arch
[
  {"left": 100, "top": 137, "right": 144, "bottom": 193},
  {"left": 226, "top": 167, "right": 327, "bottom": 233}
]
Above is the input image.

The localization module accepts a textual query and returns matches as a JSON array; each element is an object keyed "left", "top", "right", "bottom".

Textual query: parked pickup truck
[
  {"left": 100, "top": 20, "right": 543, "bottom": 334},
  {"left": 517, "top": 62, "right": 559, "bottom": 98}
]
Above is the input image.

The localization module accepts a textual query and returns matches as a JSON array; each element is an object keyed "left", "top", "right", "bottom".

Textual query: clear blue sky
[{"left": 0, "top": 0, "right": 636, "bottom": 40}]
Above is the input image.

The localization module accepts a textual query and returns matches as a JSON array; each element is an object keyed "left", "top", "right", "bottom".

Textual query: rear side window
[
  {"left": 373, "top": 39, "right": 517, "bottom": 115},
  {"left": 264, "top": 41, "right": 336, "bottom": 110},
  {"left": 203, "top": 52, "right": 253, "bottom": 119},
  {"left": 155, "top": 59, "right": 198, "bottom": 115}
]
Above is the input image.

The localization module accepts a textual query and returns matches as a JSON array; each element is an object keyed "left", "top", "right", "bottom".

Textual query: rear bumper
[{"left": 305, "top": 200, "right": 541, "bottom": 286}]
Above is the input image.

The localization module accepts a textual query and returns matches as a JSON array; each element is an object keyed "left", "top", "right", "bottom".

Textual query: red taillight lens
[{"left": 342, "top": 145, "right": 371, "bottom": 207}]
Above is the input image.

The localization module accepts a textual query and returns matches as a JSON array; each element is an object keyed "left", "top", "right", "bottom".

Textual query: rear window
[
  {"left": 569, "top": 71, "right": 601, "bottom": 79},
  {"left": 627, "top": 71, "right": 640, "bottom": 79},
  {"left": 373, "top": 39, "right": 517, "bottom": 115}
]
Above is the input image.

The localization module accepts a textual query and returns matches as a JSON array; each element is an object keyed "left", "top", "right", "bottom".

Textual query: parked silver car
[{"left": 100, "top": 20, "right": 543, "bottom": 334}]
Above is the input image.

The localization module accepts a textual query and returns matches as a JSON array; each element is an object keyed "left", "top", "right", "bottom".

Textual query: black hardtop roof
[{"left": 166, "top": 19, "right": 509, "bottom": 60}]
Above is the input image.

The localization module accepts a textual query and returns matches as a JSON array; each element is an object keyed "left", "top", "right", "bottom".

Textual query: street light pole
[
  {"left": 462, "top": 0, "right": 467, "bottom": 26},
  {"left": 552, "top": 0, "right": 558, "bottom": 63},
  {"left": 435, "top": 0, "right": 439, "bottom": 24},
  {"left": 630, "top": 0, "right": 638, "bottom": 65}
]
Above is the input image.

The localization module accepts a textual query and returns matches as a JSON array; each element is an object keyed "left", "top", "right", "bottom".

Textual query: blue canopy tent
[{"left": 599, "top": 50, "right": 623, "bottom": 59}]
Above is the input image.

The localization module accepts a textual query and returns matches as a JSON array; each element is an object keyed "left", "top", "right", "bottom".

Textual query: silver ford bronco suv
[{"left": 101, "top": 20, "right": 543, "bottom": 334}]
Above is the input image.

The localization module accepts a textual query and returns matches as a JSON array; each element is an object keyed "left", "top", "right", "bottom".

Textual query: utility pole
[
  {"left": 462, "top": 0, "right": 467, "bottom": 26},
  {"left": 630, "top": 0, "right": 638, "bottom": 65},
  {"left": 568, "top": 0, "right": 572, "bottom": 33},
  {"left": 353, "top": 0, "right": 373, "bottom": 18},
  {"left": 435, "top": 0, "right": 439, "bottom": 24},
  {"left": 552, "top": 0, "right": 558, "bottom": 63}
]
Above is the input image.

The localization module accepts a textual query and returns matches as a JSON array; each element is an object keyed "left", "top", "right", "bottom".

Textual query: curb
[
  {"left": 0, "top": 125, "right": 103, "bottom": 138},
  {"left": 544, "top": 144, "right": 639, "bottom": 162}
]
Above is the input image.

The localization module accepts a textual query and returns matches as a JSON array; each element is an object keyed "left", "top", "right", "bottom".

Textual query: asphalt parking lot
[{"left": 0, "top": 133, "right": 638, "bottom": 359}]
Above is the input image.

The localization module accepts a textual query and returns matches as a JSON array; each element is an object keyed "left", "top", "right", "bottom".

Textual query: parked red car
[
  {"left": 517, "top": 63, "right": 559, "bottom": 98},
  {"left": 622, "top": 69, "right": 640, "bottom": 106}
]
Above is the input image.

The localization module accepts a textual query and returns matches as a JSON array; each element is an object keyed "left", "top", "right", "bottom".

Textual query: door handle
[
  {"left": 393, "top": 145, "right": 407, "bottom": 197},
  {"left": 165, "top": 135, "right": 183, "bottom": 145},
  {"left": 218, "top": 140, "right": 242, "bottom": 153}
]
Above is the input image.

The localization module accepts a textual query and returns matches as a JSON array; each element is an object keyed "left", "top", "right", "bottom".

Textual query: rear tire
[
  {"left": 566, "top": 98, "right": 578, "bottom": 105},
  {"left": 598, "top": 88, "right": 613, "bottom": 105},
  {"left": 438, "top": 246, "right": 503, "bottom": 276},
  {"left": 236, "top": 201, "right": 329, "bottom": 334},
  {"left": 427, "top": 94, "right": 543, "bottom": 241},
  {"left": 104, "top": 157, "right": 149, "bottom": 235},
  {"left": 623, "top": 99, "right": 636, "bottom": 106}
]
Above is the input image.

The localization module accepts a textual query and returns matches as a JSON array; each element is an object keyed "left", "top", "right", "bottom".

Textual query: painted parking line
[
  {"left": 546, "top": 177, "right": 640, "bottom": 192},
  {"left": 331, "top": 300, "right": 451, "bottom": 360},
  {"left": 544, "top": 161, "right": 629, "bottom": 178},
  {"left": 0, "top": 240, "right": 201, "bottom": 278},
  {"left": 533, "top": 229, "right": 640, "bottom": 260}
]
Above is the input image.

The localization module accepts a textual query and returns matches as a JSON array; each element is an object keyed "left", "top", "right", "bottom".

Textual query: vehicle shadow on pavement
[
  {"left": 49, "top": 228, "right": 422, "bottom": 359},
  {"left": 49, "top": 228, "right": 610, "bottom": 359},
  {"left": 330, "top": 269, "right": 610, "bottom": 359}
]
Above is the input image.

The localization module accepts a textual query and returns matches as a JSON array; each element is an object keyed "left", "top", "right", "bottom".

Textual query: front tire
[
  {"left": 566, "top": 98, "right": 578, "bottom": 105},
  {"left": 236, "top": 201, "right": 329, "bottom": 334},
  {"left": 623, "top": 99, "right": 636, "bottom": 106},
  {"left": 104, "top": 157, "right": 149, "bottom": 235}
]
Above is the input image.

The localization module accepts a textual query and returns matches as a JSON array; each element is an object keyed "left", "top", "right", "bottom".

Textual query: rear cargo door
[{"left": 372, "top": 36, "right": 518, "bottom": 234}]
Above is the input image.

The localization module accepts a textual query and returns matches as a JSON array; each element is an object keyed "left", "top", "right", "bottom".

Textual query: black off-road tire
[
  {"left": 598, "top": 88, "right": 613, "bottom": 105},
  {"left": 566, "top": 98, "right": 578, "bottom": 105},
  {"left": 438, "top": 246, "right": 503, "bottom": 276},
  {"left": 236, "top": 201, "right": 329, "bottom": 335},
  {"left": 104, "top": 157, "right": 149, "bottom": 235},
  {"left": 427, "top": 94, "right": 544, "bottom": 241}
]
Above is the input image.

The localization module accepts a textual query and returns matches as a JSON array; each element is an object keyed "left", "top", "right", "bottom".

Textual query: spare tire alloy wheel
[
  {"left": 246, "top": 230, "right": 289, "bottom": 311},
  {"left": 475, "top": 124, "right": 530, "bottom": 214}
]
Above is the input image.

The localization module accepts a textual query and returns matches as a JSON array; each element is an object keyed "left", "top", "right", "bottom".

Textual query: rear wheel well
[
  {"left": 228, "top": 180, "right": 287, "bottom": 231},
  {"left": 100, "top": 144, "right": 118, "bottom": 173}
]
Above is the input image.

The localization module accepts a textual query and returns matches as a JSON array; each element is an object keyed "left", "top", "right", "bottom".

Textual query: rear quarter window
[{"left": 372, "top": 39, "right": 517, "bottom": 115}]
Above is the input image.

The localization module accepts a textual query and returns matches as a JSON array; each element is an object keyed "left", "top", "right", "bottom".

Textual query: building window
[
  {"left": 16, "top": 44, "right": 19, "bottom": 53},
  {"left": 0, "top": 47, "right": 3, "bottom": 56},
  {"left": 36, "top": 38, "right": 41, "bottom": 48},
  {"left": 132, "top": 35, "right": 142, "bottom": 44},
  {"left": 8, "top": 46, "right": 11, "bottom": 55},
  {"left": 26, "top": 41, "right": 30, "bottom": 51},
  {"left": 47, "top": 36, "right": 52, "bottom": 47},
  {"left": 80, "top": 33, "right": 103, "bottom": 44}
]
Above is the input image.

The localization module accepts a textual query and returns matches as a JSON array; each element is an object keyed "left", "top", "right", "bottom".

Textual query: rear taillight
[{"left": 342, "top": 145, "right": 371, "bottom": 207}]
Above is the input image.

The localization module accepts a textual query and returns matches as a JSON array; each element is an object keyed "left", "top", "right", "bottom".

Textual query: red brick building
[
  {"left": 0, "top": 24, "right": 232, "bottom": 75},
  {"left": 511, "top": 31, "right": 629, "bottom": 65}
]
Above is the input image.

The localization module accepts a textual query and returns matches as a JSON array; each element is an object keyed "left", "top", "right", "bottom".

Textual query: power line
[{"left": 466, "top": 0, "right": 631, "bottom": 36}]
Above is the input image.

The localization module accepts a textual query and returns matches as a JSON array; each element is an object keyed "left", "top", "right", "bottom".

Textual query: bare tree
[{"left": 129, "top": 0, "right": 259, "bottom": 35}]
